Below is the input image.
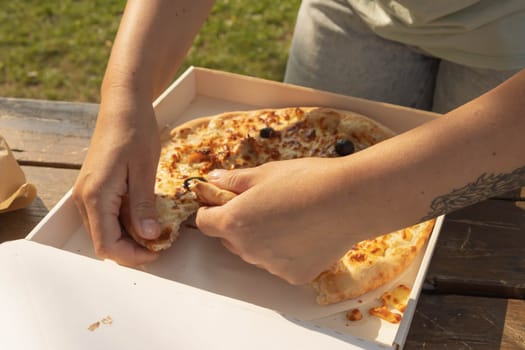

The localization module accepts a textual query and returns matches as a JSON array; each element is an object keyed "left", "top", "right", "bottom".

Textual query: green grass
[{"left": 0, "top": 0, "right": 301, "bottom": 102}]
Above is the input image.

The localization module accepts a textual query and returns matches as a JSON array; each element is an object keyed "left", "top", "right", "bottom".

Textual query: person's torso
[{"left": 347, "top": 0, "right": 525, "bottom": 69}]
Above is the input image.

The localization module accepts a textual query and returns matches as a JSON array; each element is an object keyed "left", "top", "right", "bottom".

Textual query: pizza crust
[{"left": 312, "top": 219, "right": 435, "bottom": 305}]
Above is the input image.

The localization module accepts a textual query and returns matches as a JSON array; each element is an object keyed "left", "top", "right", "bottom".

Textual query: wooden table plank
[
  {"left": 406, "top": 294, "right": 525, "bottom": 349},
  {"left": 0, "top": 166, "right": 78, "bottom": 242},
  {"left": 425, "top": 199, "right": 525, "bottom": 299},
  {"left": 0, "top": 97, "right": 97, "bottom": 166},
  {"left": 495, "top": 188, "right": 525, "bottom": 201}
]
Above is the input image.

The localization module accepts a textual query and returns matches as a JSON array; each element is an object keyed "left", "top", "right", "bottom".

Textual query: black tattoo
[{"left": 421, "top": 165, "right": 525, "bottom": 221}]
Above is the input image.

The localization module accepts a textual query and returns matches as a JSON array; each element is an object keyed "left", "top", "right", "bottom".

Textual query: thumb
[
  {"left": 127, "top": 164, "right": 160, "bottom": 240},
  {"left": 207, "top": 168, "right": 254, "bottom": 193}
]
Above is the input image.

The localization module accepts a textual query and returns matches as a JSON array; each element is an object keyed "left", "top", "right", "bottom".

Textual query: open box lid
[{"left": 0, "top": 239, "right": 384, "bottom": 350}]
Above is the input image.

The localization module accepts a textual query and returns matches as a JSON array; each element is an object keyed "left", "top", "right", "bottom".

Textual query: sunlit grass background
[{"left": 0, "top": 0, "right": 301, "bottom": 102}]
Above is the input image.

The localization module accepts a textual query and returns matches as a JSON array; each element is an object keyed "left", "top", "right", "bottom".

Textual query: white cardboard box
[{"left": 0, "top": 67, "right": 444, "bottom": 350}]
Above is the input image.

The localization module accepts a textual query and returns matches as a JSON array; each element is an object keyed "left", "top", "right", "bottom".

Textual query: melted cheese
[
  {"left": 368, "top": 305, "right": 402, "bottom": 324},
  {"left": 381, "top": 284, "right": 411, "bottom": 312},
  {"left": 368, "top": 284, "right": 411, "bottom": 323}
]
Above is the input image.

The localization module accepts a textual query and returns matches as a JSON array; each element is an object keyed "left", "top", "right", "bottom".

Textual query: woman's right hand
[
  {"left": 71, "top": 0, "right": 216, "bottom": 265},
  {"left": 73, "top": 88, "right": 161, "bottom": 266}
]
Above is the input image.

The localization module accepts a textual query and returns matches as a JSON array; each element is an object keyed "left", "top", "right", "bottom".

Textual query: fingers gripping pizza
[{"left": 122, "top": 107, "right": 435, "bottom": 305}]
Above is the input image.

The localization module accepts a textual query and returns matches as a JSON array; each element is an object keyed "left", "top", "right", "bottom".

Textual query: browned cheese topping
[
  {"left": 368, "top": 305, "right": 402, "bottom": 324},
  {"left": 346, "top": 308, "right": 363, "bottom": 322},
  {"left": 369, "top": 284, "right": 412, "bottom": 323},
  {"left": 345, "top": 284, "right": 412, "bottom": 324},
  {"left": 381, "top": 284, "right": 411, "bottom": 312}
]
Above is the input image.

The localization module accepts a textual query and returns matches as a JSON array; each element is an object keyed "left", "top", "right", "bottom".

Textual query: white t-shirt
[{"left": 348, "top": 0, "right": 525, "bottom": 69}]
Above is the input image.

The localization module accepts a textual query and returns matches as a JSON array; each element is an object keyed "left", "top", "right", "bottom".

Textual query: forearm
[
  {"left": 339, "top": 68, "right": 525, "bottom": 234},
  {"left": 101, "top": 0, "right": 215, "bottom": 101}
]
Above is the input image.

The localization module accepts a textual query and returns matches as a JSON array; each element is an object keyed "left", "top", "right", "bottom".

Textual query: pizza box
[{"left": 0, "top": 67, "right": 445, "bottom": 350}]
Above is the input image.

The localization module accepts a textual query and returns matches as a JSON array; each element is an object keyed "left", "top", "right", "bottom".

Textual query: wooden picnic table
[{"left": 0, "top": 96, "right": 524, "bottom": 349}]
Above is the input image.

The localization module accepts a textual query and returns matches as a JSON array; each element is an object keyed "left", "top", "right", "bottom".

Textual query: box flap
[{"left": 0, "top": 239, "right": 388, "bottom": 350}]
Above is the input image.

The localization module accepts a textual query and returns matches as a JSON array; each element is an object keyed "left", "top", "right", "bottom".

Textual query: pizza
[
  {"left": 124, "top": 107, "right": 396, "bottom": 251},
  {"left": 122, "top": 106, "right": 434, "bottom": 304}
]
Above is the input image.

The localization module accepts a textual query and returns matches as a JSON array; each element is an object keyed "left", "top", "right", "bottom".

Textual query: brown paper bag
[{"left": 0, "top": 135, "right": 37, "bottom": 213}]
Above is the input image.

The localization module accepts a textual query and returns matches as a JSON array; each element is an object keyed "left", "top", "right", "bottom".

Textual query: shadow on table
[{"left": 0, "top": 196, "right": 48, "bottom": 243}]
